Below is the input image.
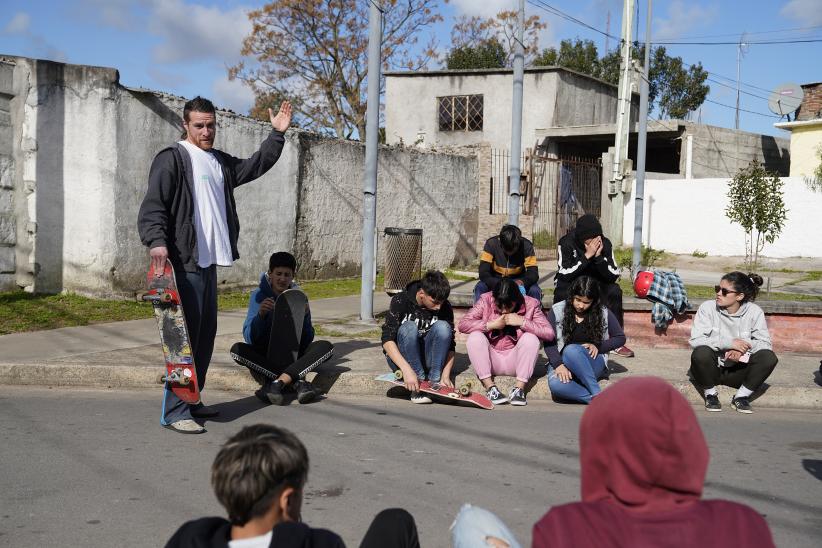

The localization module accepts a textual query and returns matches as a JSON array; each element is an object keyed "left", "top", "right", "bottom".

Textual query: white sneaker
[
  {"left": 410, "top": 391, "right": 433, "bottom": 404},
  {"left": 163, "top": 419, "right": 205, "bottom": 434}
]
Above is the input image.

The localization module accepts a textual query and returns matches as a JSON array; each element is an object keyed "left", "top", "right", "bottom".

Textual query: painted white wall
[
  {"left": 385, "top": 71, "right": 559, "bottom": 150},
  {"left": 623, "top": 177, "right": 822, "bottom": 258}
]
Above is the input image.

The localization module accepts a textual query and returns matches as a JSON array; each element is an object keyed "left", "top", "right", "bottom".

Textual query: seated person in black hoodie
[
  {"left": 553, "top": 214, "right": 633, "bottom": 358},
  {"left": 165, "top": 424, "right": 420, "bottom": 548},
  {"left": 381, "top": 270, "right": 456, "bottom": 403}
]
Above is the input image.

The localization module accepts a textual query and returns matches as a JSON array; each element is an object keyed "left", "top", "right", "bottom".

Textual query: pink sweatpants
[{"left": 466, "top": 331, "right": 540, "bottom": 383}]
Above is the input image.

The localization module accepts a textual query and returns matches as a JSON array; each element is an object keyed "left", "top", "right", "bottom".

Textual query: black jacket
[
  {"left": 553, "top": 230, "right": 621, "bottom": 297},
  {"left": 381, "top": 281, "right": 455, "bottom": 351},
  {"left": 478, "top": 235, "right": 539, "bottom": 290},
  {"left": 165, "top": 517, "right": 345, "bottom": 548},
  {"left": 138, "top": 131, "right": 285, "bottom": 272}
]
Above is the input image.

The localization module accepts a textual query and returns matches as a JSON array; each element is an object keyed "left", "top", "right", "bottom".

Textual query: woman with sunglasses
[
  {"left": 689, "top": 272, "right": 778, "bottom": 414},
  {"left": 545, "top": 276, "right": 626, "bottom": 404},
  {"left": 459, "top": 278, "right": 554, "bottom": 406}
]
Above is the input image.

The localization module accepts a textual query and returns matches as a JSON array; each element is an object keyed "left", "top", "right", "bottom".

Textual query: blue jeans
[
  {"left": 547, "top": 344, "right": 607, "bottom": 404},
  {"left": 386, "top": 320, "right": 452, "bottom": 383},
  {"left": 451, "top": 504, "right": 522, "bottom": 548},
  {"left": 473, "top": 280, "right": 542, "bottom": 303}
]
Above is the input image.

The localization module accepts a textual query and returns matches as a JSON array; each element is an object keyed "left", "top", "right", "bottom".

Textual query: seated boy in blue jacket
[{"left": 230, "top": 252, "right": 318, "bottom": 405}]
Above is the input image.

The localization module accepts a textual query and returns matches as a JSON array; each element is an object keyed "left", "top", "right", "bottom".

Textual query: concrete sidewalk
[{"left": 1, "top": 291, "right": 820, "bottom": 410}]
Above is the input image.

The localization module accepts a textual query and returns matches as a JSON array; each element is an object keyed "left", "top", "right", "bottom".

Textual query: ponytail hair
[{"left": 722, "top": 271, "right": 763, "bottom": 303}]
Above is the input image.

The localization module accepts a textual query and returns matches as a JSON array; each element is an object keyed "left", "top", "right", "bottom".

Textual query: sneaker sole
[
  {"left": 732, "top": 405, "right": 753, "bottom": 414},
  {"left": 510, "top": 400, "right": 527, "bottom": 406},
  {"left": 705, "top": 407, "right": 722, "bottom": 412},
  {"left": 297, "top": 391, "right": 317, "bottom": 404},
  {"left": 162, "top": 423, "right": 205, "bottom": 434},
  {"left": 491, "top": 399, "right": 509, "bottom": 405}
]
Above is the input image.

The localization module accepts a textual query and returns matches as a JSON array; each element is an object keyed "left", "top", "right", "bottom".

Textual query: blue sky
[{"left": 1, "top": 0, "right": 820, "bottom": 137}]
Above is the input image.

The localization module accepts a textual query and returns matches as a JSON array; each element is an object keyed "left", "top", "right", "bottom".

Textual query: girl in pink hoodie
[{"left": 458, "top": 278, "right": 554, "bottom": 406}]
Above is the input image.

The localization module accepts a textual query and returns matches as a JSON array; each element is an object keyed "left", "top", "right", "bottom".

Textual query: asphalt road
[{"left": 1, "top": 386, "right": 820, "bottom": 547}]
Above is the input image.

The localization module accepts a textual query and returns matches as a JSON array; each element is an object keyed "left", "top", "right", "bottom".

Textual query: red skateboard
[
  {"left": 376, "top": 371, "right": 494, "bottom": 410},
  {"left": 142, "top": 259, "right": 200, "bottom": 404}
]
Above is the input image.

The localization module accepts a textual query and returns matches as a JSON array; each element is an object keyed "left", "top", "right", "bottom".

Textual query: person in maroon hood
[{"left": 532, "top": 376, "right": 775, "bottom": 548}]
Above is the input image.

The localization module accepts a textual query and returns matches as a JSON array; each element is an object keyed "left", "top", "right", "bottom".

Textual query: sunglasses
[{"left": 714, "top": 285, "right": 740, "bottom": 296}]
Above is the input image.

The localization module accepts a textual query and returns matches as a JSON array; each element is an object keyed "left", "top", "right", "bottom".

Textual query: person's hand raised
[{"left": 269, "top": 101, "right": 293, "bottom": 132}]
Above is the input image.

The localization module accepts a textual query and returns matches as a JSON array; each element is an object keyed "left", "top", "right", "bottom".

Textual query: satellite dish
[{"left": 768, "top": 83, "right": 804, "bottom": 118}]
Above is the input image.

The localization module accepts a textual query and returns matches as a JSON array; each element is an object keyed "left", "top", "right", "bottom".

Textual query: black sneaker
[
  {"left": 509, "top": 386, "right": 527, "bottom": 406},
  {"left": 486, "top": 385, "right": 508, "bottom": 405},
  {"left": 731, "top": 396, "right": 753, "bottom": 414},
  {"left": 264, "top": 380, "right": 286, "bottom": 406},
  {"left": 295, "top": 380, "right": 317, "bottom": 404},
  {"left": 704, "top": 393, "right": 722, "bottom": 412}
]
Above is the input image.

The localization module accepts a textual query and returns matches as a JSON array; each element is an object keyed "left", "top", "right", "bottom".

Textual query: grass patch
[
  {"left": 0, "top": 291, "right": 152, "bottom": 335},
  {"left": 613, "top": 245, "right": 669, "bottom": 269},
  {"left": 444, "top": 269, "right": 476, "bottom": 282},
  {"left": 691, "top": 249, "right": 708, "bottom": 258},
  {"left": 315, "top": 325, "right": 382, "bottom": 339}
]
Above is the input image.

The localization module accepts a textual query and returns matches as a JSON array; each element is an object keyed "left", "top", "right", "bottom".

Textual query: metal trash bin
[{"left": 383, "top": 227, "right": 422, "bottom": 295}]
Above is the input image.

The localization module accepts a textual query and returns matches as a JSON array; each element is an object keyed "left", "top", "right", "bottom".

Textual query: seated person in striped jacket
[
  {"left": 554, "top": 214, "right": 633, "bottom": 358},
  {"left": 474, "top": 224, "right": 542, "bottom": 303}
]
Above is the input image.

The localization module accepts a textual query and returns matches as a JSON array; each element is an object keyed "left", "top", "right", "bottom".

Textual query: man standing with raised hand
[{"left": 138, "top": 96, "right": 292, "bottom": 434}]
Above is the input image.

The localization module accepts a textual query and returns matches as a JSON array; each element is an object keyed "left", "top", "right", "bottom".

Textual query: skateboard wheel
[
  {"left": 161, "top": 292, "right": 173, "bottom": 303},
  {"left": 393, "top": 369, "right": 404, "bottom": 381},
  {"left": 157, "top": 373, "right": 167, "bottom": 384},
  {"left": 459, "top": 384, "right": 471, "bottom": 396}
]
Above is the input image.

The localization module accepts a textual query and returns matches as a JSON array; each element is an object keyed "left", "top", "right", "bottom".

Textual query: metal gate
[
  {"left": 489, "top": 149, "right": 602, "bottom": 260},
  {"left": 529, "top": 153, "right": 602, "bottom": 260}
]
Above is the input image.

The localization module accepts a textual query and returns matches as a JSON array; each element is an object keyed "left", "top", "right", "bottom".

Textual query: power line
[
  {"left": 667, "top": 24, "right": 822, "bottom": 40},
  {"left": 527, "top": 0, "right": 619, "bottom": 41},
  {"left": 703, "top": 98, "right": 780, "bottom": 118},
  {"left": 654, "top": 37, "right": 822, "bottom": 45}
]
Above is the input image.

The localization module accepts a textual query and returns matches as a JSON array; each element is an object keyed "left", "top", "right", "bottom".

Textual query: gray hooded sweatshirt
[{"left": 689, "top": 300, "right": 772, "bottom": 363}]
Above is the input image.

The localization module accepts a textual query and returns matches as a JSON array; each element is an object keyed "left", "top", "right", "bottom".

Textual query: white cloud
[
  {"left": 780, "top": 0, "right": 822, "bottom": 26},
  {"left": 76, "top": 0, "right": 142, "bottom": 30},
  {"left": 653, "top": 1, "right": 718, "bottom": 41},
  {"left": 212, "top": 75, "right": 255, "bottom": 114},
  {"left": 148, "top": 0, "right": 253, "bottom": 65},
  {"left": 450, "top": 0, "right": 515, "bottom": 18},
  {"left": 3, "top": 12, "right": 31, "bottom": 34}
]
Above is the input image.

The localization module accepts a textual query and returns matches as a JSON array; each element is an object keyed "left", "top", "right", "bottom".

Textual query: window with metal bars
[{"left": 437, "top": 95, "right": 483, "bottom": 132}]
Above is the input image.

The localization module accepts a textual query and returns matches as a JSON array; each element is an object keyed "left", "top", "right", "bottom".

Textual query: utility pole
[
  {"left": 632, "top": 0, "right": 652, "bottom": 275},
  {"left": 508, "top": 0, "right": 525, "bottom": 226},
  {"left": 734, "top": 34, "right": 748, "bottom": 130},
  {"left": 609, "top": 0, "right": 634, "bottom": 240},
  {"left": 359, "top": 0, "right": 382, "bottom": 322}
]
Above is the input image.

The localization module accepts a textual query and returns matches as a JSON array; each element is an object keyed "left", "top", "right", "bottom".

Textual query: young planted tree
[
  {"left": 725, "top": 160, "right": 788, "bottom": 270},
  {"left": 231, "top": 0, "right": 446, "bottom": 140}
]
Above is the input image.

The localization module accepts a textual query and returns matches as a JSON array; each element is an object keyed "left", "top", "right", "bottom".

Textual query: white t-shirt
[
  {"left": 228, "top": 530, "right": 272, "bottom": 548},
  {"left": 178, "top": 140, "right": 233, "bottom": 268}
]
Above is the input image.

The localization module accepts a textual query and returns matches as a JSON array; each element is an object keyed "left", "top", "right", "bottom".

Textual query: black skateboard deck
[{"left": 268, "top": 289, "right": 308, "bottom": 368}]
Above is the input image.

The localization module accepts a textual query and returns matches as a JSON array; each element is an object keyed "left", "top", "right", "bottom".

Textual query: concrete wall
[
  {"left": 294, "top": 135, "right": 478, "bottom": 278},
  {"left": 622, "top": 177, "right": 822, "bottom": 257},
  {"left": 550, "top": 70, "right": 627, "bottom": 128},
  {"left": 786, "top": 121, "right": 822, "bottom": 178},
  {"left": 1, "top": 55, "right": 480, "bottom": 296},
  {"left": 681, "top": 122, "right": 790, "bottom": 178}
]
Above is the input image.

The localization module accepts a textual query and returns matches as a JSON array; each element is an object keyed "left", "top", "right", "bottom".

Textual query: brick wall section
[
  {"left": 451, "top": 307, "right": 822, "bottom": 353},
  {"left": 475, "top": 144, "right": 535, "bottom": 255},
  {"left": 797, "top": 83, "right": 822, "bottom": 122}
]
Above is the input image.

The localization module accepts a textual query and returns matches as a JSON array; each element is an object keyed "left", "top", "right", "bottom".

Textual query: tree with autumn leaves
[{"left": 230, "top": 0, "right": 445, "bottom": 141}]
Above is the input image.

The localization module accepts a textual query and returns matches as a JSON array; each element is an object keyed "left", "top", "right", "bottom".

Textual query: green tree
[
  {"left": 231, "top": 0, "right": 446, "bottom": 140},
  {"left": 725, "top": 159, "right": 788, "bottom": 271},
  {"left": 445, "top": 38, "right": 507, "bottom": 69},
  {"left": 534, "top": 39, "right": 709, "bottom": 119},
  {"left": 447, "top": 11, "right": 546, "bottom": 67}
]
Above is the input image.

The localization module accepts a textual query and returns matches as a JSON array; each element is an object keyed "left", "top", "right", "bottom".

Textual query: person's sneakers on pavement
[
  {"left": 264, "top": 379, "right": 286, "bottom": 406},
  {"left": 614, "top": 345, "right": 635, "bottom": 358},
  {"left": 295, "top": 380, "right": 318, "bottom": 404},
  {"left": 704, "top": 393, "right": 722, "bottom": 412},
  {"left": 486, "top": 385, "right": 508, "bottom": 405},
  {"left": 508, "top": 386, "right": 527, "bottom": 406},
  {"left": 410, "top": 391, "right": 433, "bottom": 404},
  {"left": 163, "top": 419, "right": 205, "bottom": 434},
  {"left": 731, "top": 396, "right": 753, "bottom": 414}
]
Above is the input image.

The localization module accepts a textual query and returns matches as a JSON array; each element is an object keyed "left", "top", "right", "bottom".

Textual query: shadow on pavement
[
  {"left": 802, "top": 459, "right": 822, "bottom": 481},
  {"left": 204, "top": 395, "right": 269, "bottom": 423}
]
